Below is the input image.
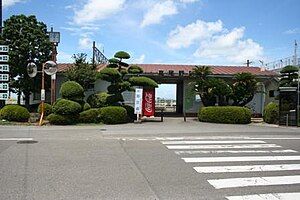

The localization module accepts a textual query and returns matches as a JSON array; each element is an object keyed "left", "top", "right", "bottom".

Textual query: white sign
[
  {"left": 134, "top": 88, "right": 143, "bottom": 114},
  {"left": 0, "top": 55, "right": 8, "bottom": 62},
  {"left": 41, "top": 89, "right": 45, "bottom": 101},
  {"left": 0, "top": 45, "right": 9, "bottom": 53},
  {"left": 0, "top": 92, "right": 8, "bottom": 100},
  {"left": 0, "top": 64, "right": 9, "bottom": 72},
  {"left": 0, "top": 83, "right": 9, "bottom": 91},
  {"left": 0, "top": 74, "right": 9, "bottom": 81}
]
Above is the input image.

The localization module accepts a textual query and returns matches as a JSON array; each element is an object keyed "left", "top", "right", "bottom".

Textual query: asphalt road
[{"left": 0, "top": 118, "right": 300, "bottom": 200}]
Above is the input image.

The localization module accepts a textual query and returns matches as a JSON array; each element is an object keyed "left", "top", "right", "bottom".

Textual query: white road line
[
  {"left": 249, "top": 137, "right": 300, "bottom": 140},
  {"left": 208, "top": 175, "right": 300, "bottom": 189},
  {"left": 0, "top": 138, "right": 33, "bottom": 141},
  {"left": 175, "top": 149, "right": 298, "bottom": 155},
  {"left": 162, "top": 140, "right": 266, "bottom": 145},
  {"left": 182, "top": 155, "right": 300, "bottom": 163},
  {"left": 226, "top": 192, "right": 300, "bottom": 200},
  {"left": 157, "top": 136, "right": 250, "bottom": 141},
  {"left": 167, "top": 144, "right": 281, "bottom": 150},
  {"left": 194, "top": 164, "right": 300, "bottom": 173}
]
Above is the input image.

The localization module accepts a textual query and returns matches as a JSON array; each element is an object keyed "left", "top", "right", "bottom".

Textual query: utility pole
[
  {"left": 295, "top": 40, "right": 300, "bottom": 126},
  {"left": 0, "top": 0, "right": 2, "bottom": 34}
]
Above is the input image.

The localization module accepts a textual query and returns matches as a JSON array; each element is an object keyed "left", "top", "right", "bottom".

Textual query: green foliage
[
  {"left": 52, "top": 99, "right": 82, "bottom": 115},
  {"left": 129, "top": 77, "right": 158, "bottom": 88},
  {"left": 99, "top": 106, "right": 127, "bottom": 124},
  {"left": 1, "top": 14, "right": 52, "bottom": 107},
  {"left": 87, "top": 92, "right": 110, "bottom": 108},
  {"left": 38, "top": 103, "right": 52, "bottom": 116},
  {"left": 279, "top": 65, "right": 299, "bottom": 87},
  {"left": 0, "top": 105, "right": 30, "bottom": 122},
  {"left": 99, "top": 68, "right": 122, "bottom": 83},
  {"left": 47, "top": 113, "right": 78, "bottom": 125},
  {"left": 83, "top": 102, "right": 91, "bottom": 111},
  {"left": 60, "top": 81, "right": 85, "bottom": 102},
  {"left": 128, "top": 65, "right": 144, "bottom": 74},
  {"left": 108, "top": 58, "right": 119, "bottom": 63},
  {"left": 79, "top": 109, "right": 101, "bottom": 123},
  {"left": 198, "top": 106, "right": 252, "bottom": 124},
  {"left": 64, "top": 53, "right": 98, "bottom": 90},
  {"left": 114, "top": 51, "right": 130, "bottom": 59},
  {"left": 122, "top": 105, "right": 136, "bottom": 122},
  {"left": 263, "top": 102, "right": 279, "bottom": 124}
]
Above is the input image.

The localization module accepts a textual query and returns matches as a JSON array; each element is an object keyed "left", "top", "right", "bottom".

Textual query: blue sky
[{"left": 3, "top": 0, "right": 300, "bottom": 67}]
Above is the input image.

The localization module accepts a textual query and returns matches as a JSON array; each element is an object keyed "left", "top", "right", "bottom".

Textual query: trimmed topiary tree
[
  {"left": 60, "top": 81, "right": 85, "bottom": 103},
  {"left": 52, "top": 99, "right": 82, "bottom": 115},
  {"left": 263, "top": 102, "right": 279, "bottom": 124},
  {"left": 87, "top": 92, "right": 110, "bottom": 108},
  {"left": 198, "top": 106, "right": 251, "bottom": 124},
  {"left": 47, "top": 113, "right": 78, "bottom": 125},
  {"left": 0, "top": 105, "right": 30, "bottom": 122},
  {"left": 79, "top": 109, "right": 101, "bottom": 123},
  {"left": 129, "top": 77, "right": 158, "bottom": 88},
  {"left": 83, "top": 102, "right": 91, "bottom": 111},
  {"left": 99, "top": 106, "right": 127, "bottom": 124}
]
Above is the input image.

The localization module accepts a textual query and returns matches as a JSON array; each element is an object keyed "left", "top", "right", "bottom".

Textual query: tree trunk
[
  {"left": 17, "top": 91, "right": 21, "bottom": 105},
  {"left": 24, "top": 92, "right": 30, "bottom": 109}
]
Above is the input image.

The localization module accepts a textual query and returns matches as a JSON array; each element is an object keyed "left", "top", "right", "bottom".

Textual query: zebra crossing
[{"left": 159, "top": 136, "right": 300, "bottom": 200}]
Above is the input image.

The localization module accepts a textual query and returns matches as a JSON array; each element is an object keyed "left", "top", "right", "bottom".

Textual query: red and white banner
[{"left": 142, "top": 89, "right": 155, "bottom": 117}]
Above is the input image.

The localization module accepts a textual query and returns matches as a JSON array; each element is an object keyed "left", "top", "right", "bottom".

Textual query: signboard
[
  {"left": 0, "top": 55, "right": 9, "bottom": 62},
  {"left": 49, "top": 32, "right": 60, "bottom": 43},
  {"left": 0, "top": 92, "right": 8, "bottom": 100},
  {"left": 0, "top": 74, "right": 9, "bottom": 81},
  {"left": 0, "top": 45, "right": 9, "bottom": 53},
  {"left": 142, "top": 89, "right": 155, "bottom": 117},
  {"left": 134, "top": 88, "right": 143, "bottom": 114},
  {"left": 0, "top": 64, "right": 9, "bottom": 72}
]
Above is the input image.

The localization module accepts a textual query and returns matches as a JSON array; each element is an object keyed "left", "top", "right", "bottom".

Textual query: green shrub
[
  {"left": 198, "top": 106, "right": 251, "bottom": 124},
  {"left": 60, "top": 81, "right": 84, "bottom": 102},
  {"left": 47, "top": 113, "right": 78, "bottom": 125},
  {"left": 83, "top": 102, "right": 91, "bottom": 111},
  {"left": 0, "top": 105, "right": 30, "bottom": 122},
  {"left": 99, "top": 106, "right": 127, "bottom": 124},
  {"left": 52, "top": 99, "right": 82, "bottom": 115},
  {"left": 128, "top": 65, "right": 143, "bottom": 74},
  {"left": 79, "top": 109, "right": 101, "bottom": 123},
  {"left": 37, "top": 103, "right": 52, "bottom": 116},
  {"left": 87, "top": 92, "right": 110, "bottom": 108},
  {"left": 263, "top": 102, "right": 279, "bottom": 124},
  {"left": 129, "top": 77, "right": 158, "bottom": 88},
  {"left": 122, "top": 105, "right": 136, "bottom": 122}
]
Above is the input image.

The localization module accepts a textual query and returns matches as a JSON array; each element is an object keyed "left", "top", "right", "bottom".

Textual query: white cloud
[
  {"left": 131, "top": 54, "right": 146, "bottom": 64},
  {"left": 3, "top": 0, "right": 25, "bottom": 8},
  {"left": 73, "top": 0, "right": 125, "bottom": 25},
  {"left": 141, "top": 0, "right": 178, "bottom": 28},
  {"left": 167, "top": 19, "right": 263, "bottom": 64},
  {"left": 78, "top": 36, "right": 93, "bottom": 50},
  {"left": 167, "top": 20, "right": 223, "bottom": 49},
  {"left": 179, "top": 0, "right": 199, "bottom": 3},
  {"left": 284, "top": 28, "right": 300, "bottom": 34}
]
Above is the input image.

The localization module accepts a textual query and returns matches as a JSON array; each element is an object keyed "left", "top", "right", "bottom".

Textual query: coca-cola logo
[{"left": 145, "top": 92, "right": 153, "bottom": 113}]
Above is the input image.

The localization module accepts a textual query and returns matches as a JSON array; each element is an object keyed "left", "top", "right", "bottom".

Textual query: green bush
[
  {"left": 128, "top": 65, "right": 143, "bottom": 74},
  {"left": 87, "top": 92, "right": 110, "bottom": 108},
  {"left": 52, "top": 99, "right": 82, "bottom": 115},
  {"left": 60, "top": 81, "right": 84, "bottom": 102},
  {"left": 122, "top": 105, "right": 136, "bottom": 122},
  {"left": 79, "top": 109, "right": 101, "bottom": 123},
  {"left": 83, "top": 102, "right": 91, "bottom": 111},
  {"left": 37, "top": 103, "right": 52, "bottom": 116},
  {"left": 129, "top": 77, "right": 158, "bottom": 88},
  {"left": 263, "top": 102, "right": 279, "bottom": 124},
  {"left": 0, "top": 105, "right": 30, "bottom": 122},
  {"left": 99, "top": 106, "right": 127, "bottom": 124},
  {"left": 198, "top": 106, "right": 251, "bottom": 124},
  {"left": 47, "top": 113, "right": 78, "bottom": 125}
]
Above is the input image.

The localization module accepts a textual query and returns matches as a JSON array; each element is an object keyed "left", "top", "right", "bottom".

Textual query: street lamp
[{"left": 27, "top": 60, "right": 57, "bottom": 126}]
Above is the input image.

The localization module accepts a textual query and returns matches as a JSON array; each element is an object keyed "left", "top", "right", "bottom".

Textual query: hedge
[
  {"left": 198, "top": 106, "right": 252, "bottom": 124},
  {"left": 0, "top": 105, "right": 30, "bottom": 122},
  {"left": 99, "top": 106, "right": 127, "bottom": 124},
  {"left": 60, "top": 81, "right": 84, "bottom": 102},
  {"left": 83, "top": 102, "right": 91, "bottom": 111},
  {"left": 52, "top": 99, "right": 82, "bottom": 115},
  {"left": 47, "top": 113, "right": 78, "bottom": 125},
  {"left": 38, "top": 103, "right": 52, "bottom": 116},
  {"left": 79, "top": 109, "right": 101, "bottom": 123},
  {"left": 87, "top": 92, "right": 110, "bottom": 108},
  {"left": 263, "top": 102, "right": 279, "bottom": 124}
]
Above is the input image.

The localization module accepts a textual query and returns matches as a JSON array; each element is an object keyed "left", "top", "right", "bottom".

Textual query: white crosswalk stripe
[{"left": 158, "top": 137, "right": 300, "bottom": 199}]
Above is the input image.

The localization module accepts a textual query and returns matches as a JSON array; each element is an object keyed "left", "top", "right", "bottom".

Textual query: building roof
[{"left": 57, "top": 63, "right": 277, "bottom": 76}]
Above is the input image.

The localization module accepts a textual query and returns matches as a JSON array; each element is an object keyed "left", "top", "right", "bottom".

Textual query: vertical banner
[
  {"left": 134, "top": 88, "right": 143, "bottom": 114},
  {"left": 143, "top": 88, "right": 155, "bottom": 117}
]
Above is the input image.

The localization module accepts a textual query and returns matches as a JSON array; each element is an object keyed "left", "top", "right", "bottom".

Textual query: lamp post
[{"left": 27, "top": 60, "right": 57, "bottom": 126}]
